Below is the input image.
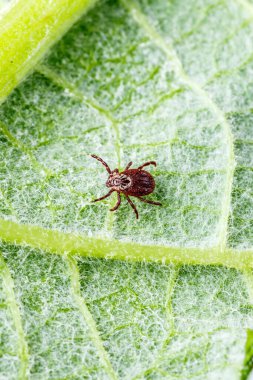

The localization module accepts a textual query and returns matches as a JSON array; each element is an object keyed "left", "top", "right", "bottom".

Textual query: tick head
[
  {"left": 106, "top": 170, "right": 119, "bottom": 188},
  {"left": 106, "top": 170, "right": 131, "bottom": 190}
]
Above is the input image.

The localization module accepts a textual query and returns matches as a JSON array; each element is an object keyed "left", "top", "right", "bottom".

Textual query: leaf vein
[
  {"left": 36, "top": 64, "right": 122, "bottom": 235},
  {"left": 0, "top": 251, "right": 29, "bottom": 380},
  {"left": 65, "top": 255, "right": 118, "bottom": 380},
  {"left": 0, "top": 219, "right": 253, "bottom": 269}
]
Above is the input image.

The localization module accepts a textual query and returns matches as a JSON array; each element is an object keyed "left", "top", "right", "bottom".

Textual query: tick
[{"left": 91, "top": 154, "right": 162, "bottom": 219}]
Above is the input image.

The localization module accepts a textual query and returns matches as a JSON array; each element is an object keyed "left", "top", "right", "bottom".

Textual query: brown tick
[{"left": 91, "top": 154, "right": 162, "bottom": 219}]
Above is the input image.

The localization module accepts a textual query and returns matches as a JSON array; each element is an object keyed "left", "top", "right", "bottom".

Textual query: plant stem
[{"left": 0, "top": 0, "right": 97, "bottom": 104}]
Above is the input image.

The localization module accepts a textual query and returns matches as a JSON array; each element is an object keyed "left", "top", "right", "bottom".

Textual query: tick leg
[
  {"left": 138, "top": 161, "right": 156, "bottom": 170},
  {"left": 125, "top": 161, "right": 133, "bottom": 170},
  {"left": 137, "top": 197, "right": 162, "bottom": 206},
  {"left": 125, "top": 195, "right": 139, "bottom": 219},
  {"left": 110, "top": 192, "right": 121, "bottom": 211},
  {"left": 92, "top": 189, "right": 114, "bottom": 203},
  {"left": 91, "top": 154, "right": 112, "bottom": 174}
]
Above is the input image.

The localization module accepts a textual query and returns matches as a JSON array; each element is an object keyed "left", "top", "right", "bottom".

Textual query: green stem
[
  {"left": 0, "top": 0, "right": 97, "bottom": 104},
  {"left": 0, "top": 218, "right": 253, "bottom": 269}
]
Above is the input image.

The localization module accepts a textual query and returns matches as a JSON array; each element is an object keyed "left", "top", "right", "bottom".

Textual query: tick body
[{"left": 91, "top": 155, "right": 162, "bottom": 219}]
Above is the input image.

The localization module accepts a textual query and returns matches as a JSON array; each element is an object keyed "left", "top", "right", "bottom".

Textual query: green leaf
[
  {"left": 0, "top": 0, "right": 253, "bottom": 378},
  {"left": 1, "top": 244, "right": 253, "bottom": 379},
  {"left": 0, "top": 0, "right": 253, "bottom": 268}
]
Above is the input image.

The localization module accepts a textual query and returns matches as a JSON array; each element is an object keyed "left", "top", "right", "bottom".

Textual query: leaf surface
[{"left": 0, "top": 0, "right": 253, "bottom": 378}]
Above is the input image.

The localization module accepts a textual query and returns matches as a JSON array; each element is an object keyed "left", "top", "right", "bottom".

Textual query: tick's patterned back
[{"left": 123, "top": 170, "right": 155, "bottom": 196}]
